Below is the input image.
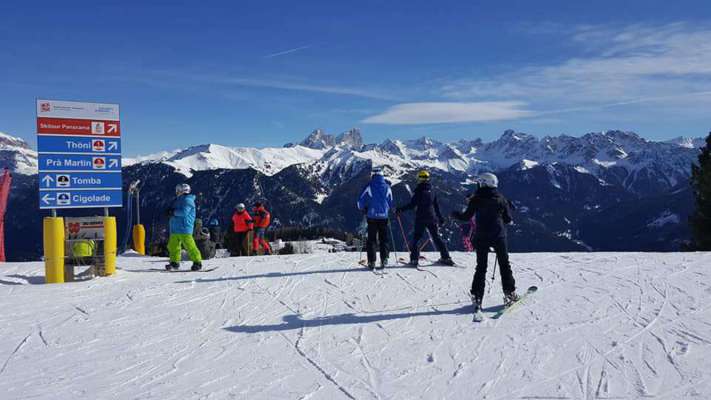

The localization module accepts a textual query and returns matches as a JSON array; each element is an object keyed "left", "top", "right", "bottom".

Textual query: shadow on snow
[
  {"left": 224, "top": 304, "right": 472, "bottom": 333},
  {"left": 171, "top": 266, "right": 418, "bottom": 284}
]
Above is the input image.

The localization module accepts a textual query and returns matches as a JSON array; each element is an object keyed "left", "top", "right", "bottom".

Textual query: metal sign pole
[{"left": 136, "top": 190, "right": 141, "bottom": 225}]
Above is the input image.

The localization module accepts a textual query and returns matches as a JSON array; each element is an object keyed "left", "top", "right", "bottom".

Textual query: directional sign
[
  {"left": 39, "top": 154, "right": 122, "bottom": 171},
  {"left": 37, "top": 118, "right": 121, "bottom": 137},
  {"left": 39, "top": 172, "right": 123, "bottom": 190},
  {"left": 40, "top": 190, "right": 122, "bottom": 209},
  {"left": 37, "top": 99, "right": 122, "bottom": 210},
  {"left": 37, "top": 99, "right": 119, "bottom": 121},
  {"left": 37, "top": 136, "right": 121, "bottom": 154}
]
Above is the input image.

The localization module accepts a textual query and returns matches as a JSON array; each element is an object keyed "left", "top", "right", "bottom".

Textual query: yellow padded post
[
  {"left": 132, "top": 224, "right": 146, "bottom": 255},
  {"left": 43, "top": 217, "right": 65, "bottom": 284},
  {"left": 103, "top": 217, "right": 117, "bottom": 276}
]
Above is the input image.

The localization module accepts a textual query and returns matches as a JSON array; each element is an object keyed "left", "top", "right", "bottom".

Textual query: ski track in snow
[{"left": 0, "top": 252, "right": 710, "bottom": 399}]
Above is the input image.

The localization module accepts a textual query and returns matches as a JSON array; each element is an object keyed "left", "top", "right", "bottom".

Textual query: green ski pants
[{"left": 168, "top": 234, "right": 203, "bottom": 263}]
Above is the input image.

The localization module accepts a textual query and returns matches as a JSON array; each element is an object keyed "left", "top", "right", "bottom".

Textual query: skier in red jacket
[
  {"left": 229, "top": 203, "right": 253, "bottom": 256},
  {"left": 252, "top": 202, "right": 272, "bottom": 255}
]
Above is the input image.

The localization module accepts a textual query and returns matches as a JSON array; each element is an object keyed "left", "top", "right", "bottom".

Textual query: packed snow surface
[{"left": 1, "top": 252, "right": 710, "bottom": 399}]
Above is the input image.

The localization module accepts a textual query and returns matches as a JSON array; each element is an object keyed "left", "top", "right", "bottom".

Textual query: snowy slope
[{"left": 1, "top": 252, "right": 710, "bottom": 399}]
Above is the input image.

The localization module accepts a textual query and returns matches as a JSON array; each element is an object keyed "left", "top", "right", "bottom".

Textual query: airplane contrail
[{"left": 264, "top": 45, "right": 313, "bottom": 58}]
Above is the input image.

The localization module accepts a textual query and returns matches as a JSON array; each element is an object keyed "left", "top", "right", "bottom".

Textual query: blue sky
[{"left": 1, "top": 0, "right": 711, "bottom": 155}]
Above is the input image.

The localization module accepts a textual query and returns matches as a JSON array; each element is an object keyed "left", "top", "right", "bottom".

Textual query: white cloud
[
  {"left": 442, "top": 23, "right": 711, "bottom": 108},
  {"left": 362, "top": 101, "right": 532, "bottom": 125},
  {"left": 223, "top": 77, "right": 395, "bottom": 100}
]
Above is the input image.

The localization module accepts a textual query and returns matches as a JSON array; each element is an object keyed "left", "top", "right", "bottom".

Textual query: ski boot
[
  {"left": 165, "top": 261, "right": 180, "bottom": 271},
  {"left": 470, "top": 293, "right": 484, "bottom": 322},
  {"left": 377, "top": 258, "right": 388, "bottom": 270},
  {"left": 407, "top": 259, "right": 419, "bottom": 268},
  {"left": 503, "top": 291, "right": 521, "bottom": 308},
  {"left": 191, "top": 262, "right": 203, "bottom": 271},
  {"left": 437, "top": 258, "right": 456, "bottom": 266},
  {"left": 366, "top": 261, "right": 376, "bottom": 270}
]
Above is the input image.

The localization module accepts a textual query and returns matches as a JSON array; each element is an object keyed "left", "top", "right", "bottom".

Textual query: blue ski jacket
[
  {"left": 169, "top": 194, "right": 197, "bottom": 235},
  {"left": 357, "top": 175, "right": 394, "bottom": 220}
]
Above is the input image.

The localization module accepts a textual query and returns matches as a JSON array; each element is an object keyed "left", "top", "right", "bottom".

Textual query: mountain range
[{"left": 1, "top": 128, "right": 703, "bottom": 261}]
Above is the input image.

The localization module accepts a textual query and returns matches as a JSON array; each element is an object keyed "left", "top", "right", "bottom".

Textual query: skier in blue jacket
[
  {"left": 357, "top": 167, "right": 394, "bottom": 269},
  {"left": 166, "top": 183, "right": 203, "bottom": 271}
]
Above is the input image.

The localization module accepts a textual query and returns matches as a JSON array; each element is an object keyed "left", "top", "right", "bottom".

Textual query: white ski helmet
[
  {"left": 175, "top": 183, "right": 191, "bottom": 195},
  {"left": 235, "top": 203, "right": 246, "bottom": 211},
  {"left": 478, "top": 172, "right": 499, "bottom": 188},
  {"left": 372, "top": 166, "right": 383, "bottom": 176}
]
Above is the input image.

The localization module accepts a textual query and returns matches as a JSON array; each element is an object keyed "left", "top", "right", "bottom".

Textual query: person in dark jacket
[
  {"left": 452, "top": 172, "right": 519, "bottom": 313},
  {"left": 357, "top": 167, "right": 395, "bottom": 269},
  {"left": 207, "top": 218, "right": 224, "bottom": 249},
  {"left": 396, "top": 170, "right": 454, "bottom": 266}
]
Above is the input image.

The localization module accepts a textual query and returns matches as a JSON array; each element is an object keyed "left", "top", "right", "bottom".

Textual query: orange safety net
[{"left": 0, "top": 169, "right": 11, "bottom": 262}]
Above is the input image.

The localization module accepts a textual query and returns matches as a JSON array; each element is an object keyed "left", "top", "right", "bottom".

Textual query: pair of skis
[
  {"left": 357, "top": 259, "right": 388, "bottom": 276},
  {"left": 154, "top": 266, "right": 218, "bottom": 273},
  {"left": 473, "top": 286, "right": 538, "bottom": 322}
]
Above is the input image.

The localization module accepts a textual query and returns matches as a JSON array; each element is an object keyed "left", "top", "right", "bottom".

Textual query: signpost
[
  {"left": 37, "top": 99, "right": 122, "bottom": 209},
  {"left": 37, "top": 99, "right": 122, "bottom": 282}
]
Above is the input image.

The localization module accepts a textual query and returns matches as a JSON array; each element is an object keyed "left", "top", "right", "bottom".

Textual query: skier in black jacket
[
  {"left": 452, "top": 172, "right": 519, "bottom": 313},
  {"left": 396, "top": 170, "right": 454, "bottom": 266}
]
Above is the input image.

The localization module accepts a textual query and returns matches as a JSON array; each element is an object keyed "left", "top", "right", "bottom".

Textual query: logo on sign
[
  {"left": 40, "top": 102, "right": 51, "bottom": 112},
  {"left": 93, "top": 157, "right": 106, "bottom": 169},
  {"left": 92, "top": 139, "right": 105, "bottom": 152},
  {"left": 57, "top": 174, "right": 71, "bottom": 187},
  {"left": 68, "top": 222, "right": 81, "bottom": 234},
  {"left": 57, "top": 192, "right": 71, "bottom": 206},
  {"left": 91, "top": 121, "right": 105, "bottom": 135}
]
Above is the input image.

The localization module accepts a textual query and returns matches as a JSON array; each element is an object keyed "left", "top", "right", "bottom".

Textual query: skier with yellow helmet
[{"left": 396, "top": 170, "right": 454, "bottom": 266}]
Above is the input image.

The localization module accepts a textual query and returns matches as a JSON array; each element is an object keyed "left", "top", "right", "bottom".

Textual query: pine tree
[{"left": 690, "top": 132, "right": 711, "bottom": 250}]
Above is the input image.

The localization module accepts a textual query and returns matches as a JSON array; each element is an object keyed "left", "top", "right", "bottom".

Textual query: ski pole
[
  {"left": 488, "top": 251, "right": 498, "bottom": 295},
  {"left": 395, "top": 214, "right": 411, "bottom": 253},
  {"left": 387, "top": 218, "right": 398, "bottom": 264},
  {"left": 358, "top": 216, "right": 366, "bottom": 264}
]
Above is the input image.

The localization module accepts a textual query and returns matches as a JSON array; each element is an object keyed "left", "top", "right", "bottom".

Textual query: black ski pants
[
  {"left": 471, "top": 236, "right": 516, "bottom": 300},
  {"left": 231, "top": 232, "right": 250, "bottom": 257},
  {"left": 366, "top": 218, "right": 390, "bottom": 263},
  {"left": 410, "top": 221, "right": 450, "bottom": 262}
]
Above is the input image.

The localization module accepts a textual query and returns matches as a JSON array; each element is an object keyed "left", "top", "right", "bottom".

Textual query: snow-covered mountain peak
[
  {"left": 0, "top": 131, "right": 32, "bottom": 150},
  {"left": 335, "top": 128, "right": 364, "bottom": 149},
  {"left": 140, "top": 143, "right": 326, "bottom": 177},
  {"left": 296, "top": 128, "right": 364, "bottom": 150},
  {"left": 299, "top": 129, "right": 334, "bottom": 149},
  {"left": 0, "top": 131, "right": 37, "bottom": 175},
  {"left": 666, "top": 136, "right": 706, "bottom": 149}
]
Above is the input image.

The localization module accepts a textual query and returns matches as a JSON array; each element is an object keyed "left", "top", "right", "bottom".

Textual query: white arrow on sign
[
  {"left": 42, "top": 175, "right": 54, "bottom": 187},
  {"left": 108, "top": 141, "right": 118, "bottom": 151},
  {"left": 41, "top": 193, "right": 56, "bottom": 205},
  {"left": 107, "top": 123, "right": 118, "bottom": 134},
  {"left": 109, "top": 159, "right": 119, "bottom": 168}
]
